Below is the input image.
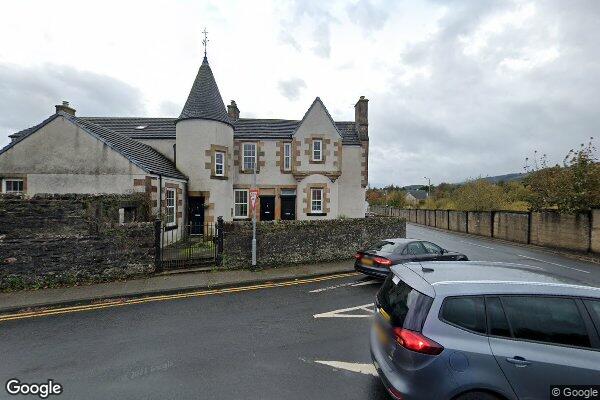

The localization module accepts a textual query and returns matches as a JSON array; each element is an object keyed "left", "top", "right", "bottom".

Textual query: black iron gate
[{"left": 155, "top": 216, "right": 223, "bottom": 271}]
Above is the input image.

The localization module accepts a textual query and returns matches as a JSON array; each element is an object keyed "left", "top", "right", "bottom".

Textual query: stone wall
[
  {"left": 530, "top": 212, "right": 590, "bottom": 252},
  {"left": 223, "top": 216, "right": 406, "bottom": 269},
  {"left": 467, "top": 212, "right": 493, "bottom": 237},
  {"left": 494, "top": 212, "right": 529, "bottom": 244},
  {"left": 0, "top": 194, "right": 155, "bottom": 291},
  {"left": 592, "top": 210, "right": 600, "bottom": 254},
  {"left": 449, "top": 211, "right": 468, "bottom": 232},
  {"left": 435, "top": 210, "right": 448, "bottom": 229},
  {"left": 426, "top": 210, "right": 436, "bottom": 227}
]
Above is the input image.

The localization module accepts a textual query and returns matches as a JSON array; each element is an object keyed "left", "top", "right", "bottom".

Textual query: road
[{"left": 1, "top": 223, "right": 599, "bottom": 400}]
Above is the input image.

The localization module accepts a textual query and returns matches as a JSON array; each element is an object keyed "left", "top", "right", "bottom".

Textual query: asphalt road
[{"left": 2, "top": 223, "right": 599, "bottom": 400}]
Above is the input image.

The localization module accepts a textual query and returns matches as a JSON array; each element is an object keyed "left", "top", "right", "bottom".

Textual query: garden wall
[
  {"left": 0, "top": 194, "right": 155, "bottom": 291},
  {"left": 223, "top": 216, "right": 406, "bottom": 269}
]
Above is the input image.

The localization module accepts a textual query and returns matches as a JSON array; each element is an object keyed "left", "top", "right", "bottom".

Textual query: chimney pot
[
  {"left": 354, "top": 96, "right": 368, "bottom": 140},
  {"left": 55, "top": 100, "right": 76, "bottom": 116},
  {"left": 227, "top": 100, "right": 240, "bottom": 122}
]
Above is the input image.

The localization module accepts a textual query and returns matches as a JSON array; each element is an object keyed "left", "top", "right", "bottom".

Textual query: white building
[{"left": 0, "top": 55, "right": 370, "bottom": 226}]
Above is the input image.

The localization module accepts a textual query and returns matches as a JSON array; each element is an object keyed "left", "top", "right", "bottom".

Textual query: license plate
[{"left": 362, "top": 258, "right": 373, "bottom": 266}]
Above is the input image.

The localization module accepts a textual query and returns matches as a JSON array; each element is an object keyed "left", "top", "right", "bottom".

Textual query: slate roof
[
  {"left": 1, "top": 113, "right": 187, "bottom": 180},
  {"left": 11, "top": 117, "right": 363, "bottom": 145},
  {"left": 405, "top": 189, "right": 428, "bottom": 201},
  {"left": 178, "top": 56, "right": 231, "bottom": 125}
]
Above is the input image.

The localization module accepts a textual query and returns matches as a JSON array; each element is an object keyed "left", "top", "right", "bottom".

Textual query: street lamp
[{"left": 424, "top": 177, "right": 431, "bottom": 198}]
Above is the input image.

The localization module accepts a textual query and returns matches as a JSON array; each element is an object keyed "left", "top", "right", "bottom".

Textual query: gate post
[
  {"left": 154, "top": 219, "right": 162, "bottom": 272},
  {"left": 216, "top": 216, "right": 224, "bottom": 266}
]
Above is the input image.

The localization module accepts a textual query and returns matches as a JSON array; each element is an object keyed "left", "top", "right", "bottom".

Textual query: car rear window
[
  {"left": 367, "top": 240, "right": 400, "bottom": 253},
  {"left": 441, "top": 296, "right": 486, "bottom": 334},
  {"left": 501, "top": 296, "right": 591, "bottom": 348},
  {"left": 376, "top": 274, "right": 433, "bottom": 331}
]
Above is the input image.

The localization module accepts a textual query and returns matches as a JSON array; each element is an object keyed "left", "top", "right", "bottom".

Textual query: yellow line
[{"left": 0, "top": 272, "right": 360, "bottom": 323}]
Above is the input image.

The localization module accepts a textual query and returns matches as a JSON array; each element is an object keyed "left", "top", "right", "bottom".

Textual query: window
[
  {"left": 486, "top": 297, "right": 511, "bottom": 337},
  {"left": 311, "top": 188, "right": 323, "bottom": 213},
  {"left": 367, "top": 240, "right": 401, "bottom": 253},
  {"left": 441, "top": 296, "right": 487, "bottom": 334},
  {"left": 501, "top": 296, "right": 591, "bottom": 348},
  {"left": 377, "top": 274, "right": 433, "bottom": 330},
  {"left": 422, "top": 241, "right": 443, "bottom": 254},
  {"left": 2, "top": 179, "right": 24, "bottom": 193},
  {"left": 214, "top": 151, "right": 225, "bottom": 176},
  {"left": 165, "top": 188, "right": 176, "bottom": 226},
  {"left": 243, "top": 143, "right": 256, "bottom": 171},
  {"left": 404, "top": 242, "right": 427, "bottom": 255},
  {"left": 283, "top": 142, "right": 292, "bottom": 171},
  {"left": 312, "top": 139, "right": 322, "bottom": 161},
  {"left": 234, "top": 189, "right": 248, "bottom": 218}
]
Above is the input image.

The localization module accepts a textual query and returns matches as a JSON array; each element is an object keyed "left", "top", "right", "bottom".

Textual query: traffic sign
[{"left": 249, "top": 188, "right": 259, "bottom": 209}]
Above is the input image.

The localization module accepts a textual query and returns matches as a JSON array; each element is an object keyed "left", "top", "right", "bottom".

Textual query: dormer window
[
  {"left": 135, "top": 125, "right": 148, "bottom": 130},
  {"left": 312, "top": 139, "right": 322, "bottom": 162}
]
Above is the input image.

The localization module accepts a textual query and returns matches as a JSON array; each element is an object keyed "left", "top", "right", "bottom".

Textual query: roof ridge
[{"left": 291, "top": 97, "right": 343, "bottom": 138}]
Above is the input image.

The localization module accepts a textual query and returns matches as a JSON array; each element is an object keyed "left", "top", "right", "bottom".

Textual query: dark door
[
  {"left": 260, "top": 196, "right": 275, "bottom": 221},
  {"left": 189, "top": 197, "right": 204, "bottom": 234},
  {"left": 280, "top": 196, "right": 296, "bottom": 220}
]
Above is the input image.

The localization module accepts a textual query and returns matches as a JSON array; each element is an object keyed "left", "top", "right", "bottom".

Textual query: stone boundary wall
[
  {"left": 369, "top": 205, "right": 599, "bottom": 255},
  {"left": 223, "top": 216, "right": 406, "bottom": 269},
  {"left": 0, "top": 194, "right": 155, "bottom": 291}
]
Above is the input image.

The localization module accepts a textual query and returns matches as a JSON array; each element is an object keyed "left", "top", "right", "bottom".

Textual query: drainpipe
[{"left": 158, "top": 175, "right": 163, "bottom": 219}]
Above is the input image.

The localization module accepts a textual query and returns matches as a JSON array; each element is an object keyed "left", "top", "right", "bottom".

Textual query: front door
[
  {"left": 259, "top": 196, "right": 275, "bottom": 221},
  {"left": 189, "top": 197, "right": 204, "bottom": 234},
  {"left": 281, "top": 196, "right": 296, "bottom": 220}
]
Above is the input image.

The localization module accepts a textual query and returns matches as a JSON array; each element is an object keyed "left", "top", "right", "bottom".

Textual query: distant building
[
  {"left": 0, "top": 53, "right": 369, "bottom": 225},
  {"left": 405, "top": 189, "right": 428, "bottom": 205}
]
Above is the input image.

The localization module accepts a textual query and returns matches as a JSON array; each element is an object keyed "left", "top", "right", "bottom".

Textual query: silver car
[{"left": 371, "top": 261, "right": 600, "bottom": 400}]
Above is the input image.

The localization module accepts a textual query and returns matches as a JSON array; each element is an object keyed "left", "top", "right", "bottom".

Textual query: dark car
[{"left": 354, "top": 238, "right": 468, "bottom": 278}]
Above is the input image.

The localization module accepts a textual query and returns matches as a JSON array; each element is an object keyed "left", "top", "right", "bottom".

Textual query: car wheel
[{"left": 454, "top": 391, "right": 502, "bottom": 400}]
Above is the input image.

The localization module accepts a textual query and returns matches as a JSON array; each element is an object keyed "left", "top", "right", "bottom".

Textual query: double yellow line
[{"left": 0, "top": 272, "right": 359, "bottom": 323}]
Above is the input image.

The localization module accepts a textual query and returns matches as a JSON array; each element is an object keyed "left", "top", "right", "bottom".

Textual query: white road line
[
  {"left": 517, "top": 254, "right": 590, "bottom": 274},
  {"left": 315, "top": 360, "right": 378, "bottom": 376},
  {"left": 313, "top": 303, "right": 374, "bottom": 318},
  {"left": 460, "top": 240, "right": 495, "bottom": 250},
  {"left": 351, "top": 279, "right": 380, "bottom": 287}
]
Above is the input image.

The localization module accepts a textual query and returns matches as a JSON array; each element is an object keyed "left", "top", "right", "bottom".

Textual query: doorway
[
  {"left": 260, "top": 196, "right": 275, "bottom": 221},
  {"left": 188, "top": 196, "right": 204, "bottom": 234},
  {"left": 280, "top": 196, "right": 296, "bottom": 220}
]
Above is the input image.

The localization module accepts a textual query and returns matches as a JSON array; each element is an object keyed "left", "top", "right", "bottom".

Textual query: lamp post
[{"left": 424, "top": 177, "right": 431, "bottom": 198}]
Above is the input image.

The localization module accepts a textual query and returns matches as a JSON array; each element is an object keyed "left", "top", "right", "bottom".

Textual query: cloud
[
  {"left": 278, "top": 78, "right": 307, "bottom": 101},
  {"left": 0, "top": 63, "right": 144, "bottom": 146},
  {"left": 345, "top": 0, "right": 392, "bottom": 32}
]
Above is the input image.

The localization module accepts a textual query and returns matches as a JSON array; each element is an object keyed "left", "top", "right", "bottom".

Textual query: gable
[
  {"left": 292, "top": 97, "right": 342, "bottom": 141},
  {"left": 0, "top": 116, "right": 146, "bottom": 176}
]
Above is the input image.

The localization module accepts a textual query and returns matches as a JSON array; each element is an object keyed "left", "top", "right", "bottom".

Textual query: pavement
[
  {"left": 1, "top": 223, "right": 600, "bottom": 399},
  {"left": 0, "top": 260, "right": 354, "bottom": 314}
]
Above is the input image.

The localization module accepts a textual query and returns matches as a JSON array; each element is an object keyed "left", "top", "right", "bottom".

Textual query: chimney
[
  {"left": 227, "top": 100, "right": 240, "bottom": 122},
  {"left": 55, "top": 100, "right": 76, "bottom": 116},
  {"left": 354, "top": 96, "right": 368, "bottom": 140}
]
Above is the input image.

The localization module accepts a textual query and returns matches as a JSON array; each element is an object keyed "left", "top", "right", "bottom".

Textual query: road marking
[
  {"left": 460, "top": 240, "right": 495, "bottom": 250},
  {"left": 516, "top": 255, "right": 590, "bottom": 274},
  {"left": 313, "top": 303, "right": 374, "bottom": 318},
  {"left": 315, "top": 360, "right": 378, "bottom": 376},
  {"left": 0, "top": 272, "right": 360, "bottom": 324},
  {"left": 309, "top": 279, "right": 379, "bottom": 293}
]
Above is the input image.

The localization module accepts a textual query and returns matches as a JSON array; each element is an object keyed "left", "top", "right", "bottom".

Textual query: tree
[{"left": 452, "top": 179, "right": 507, "bottom": 211}]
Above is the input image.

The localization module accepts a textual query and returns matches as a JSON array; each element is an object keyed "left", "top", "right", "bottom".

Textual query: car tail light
[
  {"left": 386, "top": 386, "right": 404, "bottom": 400},
  {"left": 354, "top": 252, "right": 362, "bottom": 260},
  {"left": 393, "top": 328, "right": 444, "bottom": 355},
  {"left": 373, "top": 256, "right": 392, "bottom": 266}
]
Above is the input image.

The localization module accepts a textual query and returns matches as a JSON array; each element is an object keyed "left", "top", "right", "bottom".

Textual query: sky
[{"left": 1, "top": 0, "right": 598, "bottom": 187}]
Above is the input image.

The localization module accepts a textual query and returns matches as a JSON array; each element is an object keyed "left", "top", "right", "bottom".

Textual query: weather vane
[{"left": 202, "top": 27, "right": 209, "bottom": 57}]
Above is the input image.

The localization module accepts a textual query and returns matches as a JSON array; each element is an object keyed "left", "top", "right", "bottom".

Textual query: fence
[
  {"left": 155, "top": 217, "right": 224, "bottom": 271},
  {"left": 370, "top": 205, "right": 600, "bottom": 255}
]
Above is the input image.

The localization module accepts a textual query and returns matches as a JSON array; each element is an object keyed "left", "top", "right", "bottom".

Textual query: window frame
[
  {"left": 242, "top": 143, "right": 257, "bottom": 172},
  {"left": 214, "top": 151, "right": 225, "bottom": 177},
  {"left": 310, "top": 188, "right": 323, "bottom": 213},
  {"left": 312, "top": 139, "right": 322, "bottom": 162},
  {"left": 165, "top": 188, "right": 177, "bottom": 227},
  {"left": 422, "top": 241, "right": 443, "bottom": 255},
  {"left": 234, "top": 189, "right": 249, "bottom": 219},
  {"left": 2, "top": 179, "right": 24, "bottom": 193},
  {"left": 283, "top": 142, "right": 292, "bottom": 171}
]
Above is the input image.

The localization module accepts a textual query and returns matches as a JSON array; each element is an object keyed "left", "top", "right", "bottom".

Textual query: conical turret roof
[{"left": 178, "top": 56, "right": 231, "bottom": 125}]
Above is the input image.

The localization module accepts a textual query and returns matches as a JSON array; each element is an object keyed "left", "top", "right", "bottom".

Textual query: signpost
[{"left": 251, "top": 166, "right": 258, "bottom": 269}]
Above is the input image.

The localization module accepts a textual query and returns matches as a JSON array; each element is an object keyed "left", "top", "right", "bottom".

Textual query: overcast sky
[{"left": 1, "top": 0, "right": 598, "bottom": 187}]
